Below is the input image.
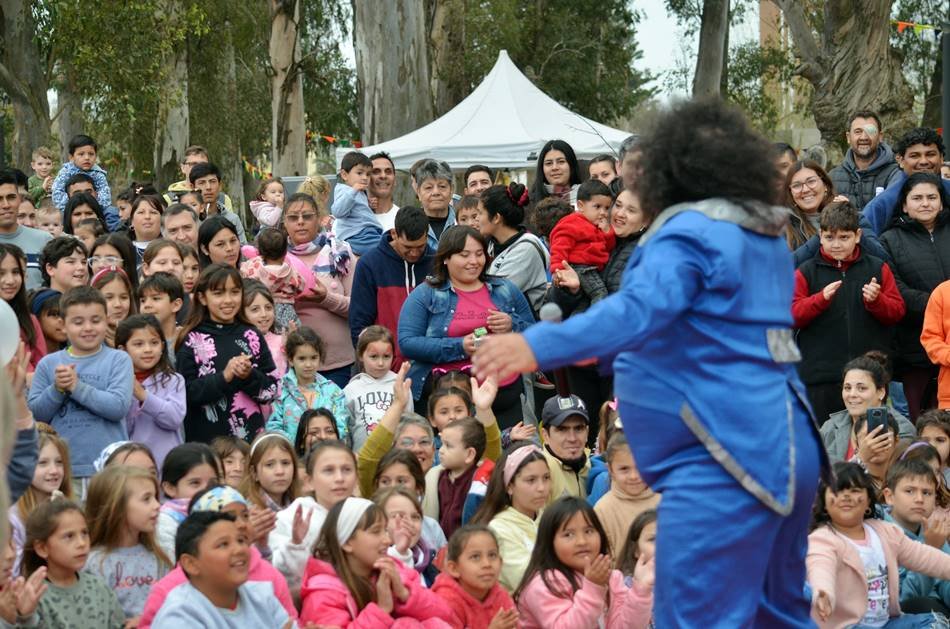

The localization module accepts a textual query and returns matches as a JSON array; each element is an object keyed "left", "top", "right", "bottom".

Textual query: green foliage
[
  {"left": 34, "top": 0, "right": 209, "bottom": 180},
  {"left": 299, "top": 0, "right": 358, "bottom": 169},
  {"left": 891, "top": 0, "right": 943, "bottom": 125},
  {"left": 451, "top": 0, "right": 655, "bottom": 124},
  {"left": 724, "top": 41, "right": 796, "bottom": 133}
]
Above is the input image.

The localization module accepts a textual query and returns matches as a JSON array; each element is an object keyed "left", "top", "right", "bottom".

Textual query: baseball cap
[{"left": 542, "top": 394, "right": 589, "bottom": 428}]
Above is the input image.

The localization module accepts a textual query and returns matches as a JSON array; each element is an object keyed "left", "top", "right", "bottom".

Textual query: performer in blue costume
[{"left": 473, "top": 99, "right": 826, "bottom": 627}]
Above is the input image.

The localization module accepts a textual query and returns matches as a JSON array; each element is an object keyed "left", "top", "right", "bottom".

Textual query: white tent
[{"left": 337, "top": 50, "right": 634, "bottom": 171}]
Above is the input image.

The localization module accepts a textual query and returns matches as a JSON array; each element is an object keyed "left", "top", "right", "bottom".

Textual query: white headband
[
  {"left": 336, "top": 497, "right": 374, "bottom": 544},
  {"left": 249, "top": 432, "right": 293, "bottom": 459}
]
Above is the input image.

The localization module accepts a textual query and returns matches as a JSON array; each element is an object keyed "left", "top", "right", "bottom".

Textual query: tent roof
[{"left": 338, "top": 50, "right": 634, "bottom": 171}]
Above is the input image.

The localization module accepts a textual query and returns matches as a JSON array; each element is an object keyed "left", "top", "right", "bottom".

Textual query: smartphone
[{"left": 866, "top": 407, "right": 888, "bottom": 434}]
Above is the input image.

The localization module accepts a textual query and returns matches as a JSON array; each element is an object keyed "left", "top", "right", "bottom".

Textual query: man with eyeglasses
[
  {"left": 163, "top": 145, "right": 234, "bottom": 212},
  {"left": 0, "top": 169, "right": 52, "bottom": 289}
]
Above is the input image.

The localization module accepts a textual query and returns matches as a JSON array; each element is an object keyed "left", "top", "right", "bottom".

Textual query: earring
[{"left": 864, "top": 507, "right": 873, "bottom": 516}]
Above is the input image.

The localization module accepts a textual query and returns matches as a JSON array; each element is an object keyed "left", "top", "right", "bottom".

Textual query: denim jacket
[{"left": 398, "top": 276, "right": 536, "bottom": 398}]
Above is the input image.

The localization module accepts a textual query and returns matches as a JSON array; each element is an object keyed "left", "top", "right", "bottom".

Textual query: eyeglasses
[
  {"left": 89, "top": 255, "right": 123, "bottom": 267},
  {"left": 284, "top": 212, "right": 317, "bottom": 223},
  {"left": 790, "top": 177, "right": 823, "bottom": 193},
  {"left": 397, "top": 437, "right": 433, "bottom": 449}
]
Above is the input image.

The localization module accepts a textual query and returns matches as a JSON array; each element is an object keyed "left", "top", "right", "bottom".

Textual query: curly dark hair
[
  {"left": 895, "top": 127, "right": 945, "bottom": 158},
  {"left": 637, "top": 98, "right": 780, "bottom": 218}
]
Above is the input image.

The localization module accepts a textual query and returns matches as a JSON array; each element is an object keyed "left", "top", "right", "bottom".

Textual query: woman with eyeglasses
[
  {"left": 282, "top": 192, "right": 355, "bottom": 389},
  {"left": 784, "top": 160, "right": 889, "bottom": 267},
  {"left": 88, "top": 233, "right": 139, "bottom": 294}
]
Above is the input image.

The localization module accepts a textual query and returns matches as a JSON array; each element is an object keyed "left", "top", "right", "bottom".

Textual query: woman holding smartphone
[{"left": 819, "top": 352, "right": 916, "bottom": 464}]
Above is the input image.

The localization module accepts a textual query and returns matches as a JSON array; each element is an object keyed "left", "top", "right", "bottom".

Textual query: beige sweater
[{"left": 593, "top": 485, "right": 660, "bottom": 558}]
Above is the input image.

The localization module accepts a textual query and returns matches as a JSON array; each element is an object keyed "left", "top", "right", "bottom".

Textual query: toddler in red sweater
[
  {"left": 549, "top": 180, "right": 616, "bottom": 303},
  {"left": 432, "top": 524, "right": 518, "bottom": 629}
]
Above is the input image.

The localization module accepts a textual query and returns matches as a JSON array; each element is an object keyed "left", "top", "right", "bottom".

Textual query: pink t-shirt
[{"left": 441, "top": 285, "right": 517, "bottom": 386}]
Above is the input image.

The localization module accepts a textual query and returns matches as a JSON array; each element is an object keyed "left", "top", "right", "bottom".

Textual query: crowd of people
[{"left": 2, "top": 102, "right": 950, "bottom": 628}]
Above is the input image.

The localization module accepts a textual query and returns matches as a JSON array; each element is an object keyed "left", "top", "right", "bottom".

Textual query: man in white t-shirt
[{"left": 368, "top": 152, "right": 399, "bottom": 232}]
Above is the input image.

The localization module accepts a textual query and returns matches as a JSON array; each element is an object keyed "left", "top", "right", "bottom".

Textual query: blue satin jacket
[{"left": 525, "top": 200, "right": 827, "bottom": 515}]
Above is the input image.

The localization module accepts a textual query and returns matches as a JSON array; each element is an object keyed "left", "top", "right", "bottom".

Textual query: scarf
[
  {"left": 288, "top": 231, "right": 351, "bottom": 278},
  {"left": 160, "top": 497, "right": 191, "bottom": 524},
  {"left": 544, "top": 444, "right": 588, "bottom": 473}
]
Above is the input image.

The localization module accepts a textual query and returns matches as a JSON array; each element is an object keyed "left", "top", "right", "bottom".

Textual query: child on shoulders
[{"left": 331, "top": 152, "right": 382, "bottom": 256}]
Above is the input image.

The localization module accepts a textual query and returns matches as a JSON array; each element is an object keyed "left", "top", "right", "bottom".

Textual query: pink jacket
[
  {"left": 299, "top": 557, "right": 454, "bottom": 628},
  {"left": 517, "top": 569, "right": 652, "bottom": 629},
  {"left": 137, "top": 545, "right": 297, "bottom": 628},
  {"left": 250, "top": 200, "right": 283, "bottom": 228},
  {"left": 240, "top": 256, "right": 304, "bottom": 303},
  {"left": 807, "top": 519, "right": 950, "bottom": 628},
  {"left": 430, "top": 572, "right": 517, "bottom": 629}
]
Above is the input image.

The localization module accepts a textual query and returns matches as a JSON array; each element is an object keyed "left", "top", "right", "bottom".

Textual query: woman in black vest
[{"left": 880, "top": 172, "right": 950, "bottom": 420}]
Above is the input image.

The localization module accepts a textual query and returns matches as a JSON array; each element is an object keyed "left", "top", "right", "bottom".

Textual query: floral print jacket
[{"left": 176, "top": 320, "right": 278, "bottom": 443}]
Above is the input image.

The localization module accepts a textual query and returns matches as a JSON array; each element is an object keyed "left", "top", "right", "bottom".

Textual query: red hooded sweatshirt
[{"left": 430, "top": 572, "right": 517, "bottom": 629}]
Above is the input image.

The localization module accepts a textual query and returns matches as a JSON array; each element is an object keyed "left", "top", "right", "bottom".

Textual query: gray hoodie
[{"left": 829, "top": 142, "right": 902, "bottom": 210}]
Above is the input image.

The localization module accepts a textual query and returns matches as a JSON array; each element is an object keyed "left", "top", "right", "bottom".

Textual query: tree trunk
[
  {"left": 429, "top": 0, "right": 466, "bottom": 116},
  {"left": 270, "top": 0, "right": 307, "bottom": 176},
  {"left": 0, "top": 0, "right": 52, "bottom": 168},
  {"left": 154, "top": 0, "right": 190, "bottom": 190},
  {"left": 772, "top": 0, "right": 915, "bottom": 148},
  {"left": 222, "top": 20, "right": 245, "bottom": 216},
  {"left": 692, "top": 0, "right": 730, "bottom": 97},
  {"left": 921, "top": 45, "right": 942, "bottom": 129},
  {"left": 353, "top": 0, "right": 433, "bottom": 144},
  {"left": 55, "top": 68, "right": 85, "bottom": 161}
]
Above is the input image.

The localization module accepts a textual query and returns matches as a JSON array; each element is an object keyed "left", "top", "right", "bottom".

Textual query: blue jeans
[
  {"left": 620, "top": 398, "right": 821, "bottom": 628},
  {"left": 854, "top": 612, "right": 949, "bottom": 628}
]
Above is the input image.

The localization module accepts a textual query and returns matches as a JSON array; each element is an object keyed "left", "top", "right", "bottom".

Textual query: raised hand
[
  {"left": 508, "top": 421, "right": 537, "bottom": 442},
  {"left": 392, "top": 362, "right": 412, "bottom": 412},
  {"left": 290, "top": 503, "right": 314, "bottom": 546},
  {"left": 470, "top": 375, "right": 498, "bottom": 411},
  {"left": 248, "top": 505, "right": 277, "bottom": 545},
  {"left": 584, "top": 553, "right": 612, "bottom": 587},
  {"left": 12, "top": 567, "right": 48, "bottom": 619},
  {"left": 633, "top": 554, "right": 655, "bottom": 591},
  {"left": 472, "top": 334, "right": 538, "bottom": 383}
]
